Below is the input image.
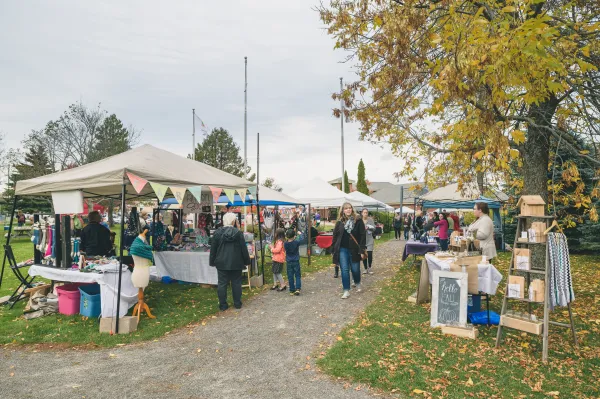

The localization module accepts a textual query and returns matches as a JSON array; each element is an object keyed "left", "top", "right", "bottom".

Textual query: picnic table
[
  {"left": 402, "top": 240, "right": 439, "bottom": 261},
  {"left": 4, "top": 225, "right": 33, "bottom": 238}
]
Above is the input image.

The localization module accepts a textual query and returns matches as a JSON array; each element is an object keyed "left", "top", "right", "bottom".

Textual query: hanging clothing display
[
  {"left": 150, "top": 221, "right": 167, "bottom": 252},
  {"left": 124, "top": 209, "right": 140, "bottom": 250},
  {"left": 547, "top": 232, "right": 575, "bottom": 310},
  {"left": 45, "top": 225, "right": 53, "bottom": 257}
]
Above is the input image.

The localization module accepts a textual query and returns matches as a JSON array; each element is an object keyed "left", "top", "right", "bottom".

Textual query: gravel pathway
[{"left": 1, "top": 239, "right": 405, "bottom": 399}]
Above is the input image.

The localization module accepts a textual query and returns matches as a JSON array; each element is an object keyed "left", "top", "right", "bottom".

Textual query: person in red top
[
  {"left": 269, "top": 228, "right": 287, "bottom": 291},
  {"left": 450, "top": 212, "right": 460, "bottom": 232},
  {"left": 434, "top": 213, "right": 450, "bottom": 251}
]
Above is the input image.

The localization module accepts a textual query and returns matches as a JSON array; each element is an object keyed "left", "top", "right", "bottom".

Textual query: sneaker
[
  {"left": 362, "top": 270, "right": 369, "bottom": 275},
  {"left": 351, "top": 282, "right": 356, "bottom": 288},
  {"left": 289, "top": 290, "right": 296, "bottom": 296},
  {"left": 341, "top": 290, "right": 350, "bottom": 299},
  {"left": 368, "top": 268, "right": 374, "bottom": 275},
  {"left": 294, "top": 290, "right": 301, "bottom": 296},
  {"left": 356, "top": 284, "right": 362, "bottom": 292}
]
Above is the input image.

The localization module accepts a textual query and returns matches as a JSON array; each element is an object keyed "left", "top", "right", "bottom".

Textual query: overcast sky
[{"left": 0, "top": 1, "right": 415, "bottom": 192}]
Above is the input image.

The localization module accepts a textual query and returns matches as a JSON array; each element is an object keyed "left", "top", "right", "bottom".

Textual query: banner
[
  {"left": 188, "top": 185, "right": 203, "bottom": 203},
  {"left": 170, "top": 187, "right": 187, "bottom": 204},
  {"left": 223, "top": 189, "right": 236, "bottom": 204},
  {"left": 209, "top": 186, "right": 222, "bottom": 203},
  {"left": 126, "top": 172, "right": 148, "bottom": 194},
  {"left": 237, "top": 188, "right": 248, "bottom": 203},
  {"left": 248, "top": 186, "right": 257, "bottom": 197},
  {"left": 150, "top": 182, "right": 168, "bottom": 203},
  {"left": 182, "top": 191, "right": 202, "bottom": 213}
]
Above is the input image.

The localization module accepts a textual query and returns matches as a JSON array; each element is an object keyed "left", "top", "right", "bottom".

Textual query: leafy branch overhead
[{"left": 320, "top": 0, "right": 600, "bottom": 220}]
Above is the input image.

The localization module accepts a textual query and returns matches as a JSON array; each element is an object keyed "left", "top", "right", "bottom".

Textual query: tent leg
[
  {"left": 307, "top": 204, "right": 311, "bottom": 267},
  {"left": 115, "top": 185, "right": 126, "bottom": 333},
  {"left": 0, "top": 196, "right": 18, "bottom": 289}
]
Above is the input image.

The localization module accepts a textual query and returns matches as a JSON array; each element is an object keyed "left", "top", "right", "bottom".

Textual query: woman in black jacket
[{"left": 332, "top": 202, "right": 366, "bottom": 299}]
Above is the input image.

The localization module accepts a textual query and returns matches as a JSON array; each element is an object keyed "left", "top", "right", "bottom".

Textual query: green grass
[
  {"left": 317, "top": 252, "right": 600, "bottom": 398},
  {"left": 0, "top": 228, "right": 388, "bottom": 348}
]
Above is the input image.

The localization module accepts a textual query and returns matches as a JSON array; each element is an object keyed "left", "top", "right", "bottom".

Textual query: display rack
[{"left": 495, "top": 215, "right": 577, "bottom": 361}]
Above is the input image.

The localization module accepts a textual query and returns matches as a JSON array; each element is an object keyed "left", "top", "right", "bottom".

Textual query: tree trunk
[
  {"left": 521, "top": 99, "right": 558, "bottom": 203},
  {"left": 476, "top": 172, "right": 485, "bottom": 195}
]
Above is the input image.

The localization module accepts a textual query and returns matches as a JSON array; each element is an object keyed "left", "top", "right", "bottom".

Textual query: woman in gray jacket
[
  {"left": 361, "top": 208, "right": 375, "bottom": 274},
  {"left": 467, "top": 202, "right": 497, "bottom": 261}
]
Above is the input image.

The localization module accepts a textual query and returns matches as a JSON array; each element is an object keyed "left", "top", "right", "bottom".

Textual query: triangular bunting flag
[
  {"left": 248, "top": 186, "right": 257, "bottom": 197},
  {"left": 188, "top": 186, "right": 203, "bottom": 203},
  {"left": 237, "top": 188, "right": 248, "bottom": 203},
  {"left": 150, "top": 182, "right": 168, "bottom": 203},
  {"left": 170, "top": 187, "right": 187, "bottom": 204},
  {"left": 126, "top": 172, "right": 148, "bottom": 194},
  {"left": 209, "top": 186, "right": 223, "bottom": 203},
  {"left": 224, "top": 189, "right": 236, "bottom": 204}
]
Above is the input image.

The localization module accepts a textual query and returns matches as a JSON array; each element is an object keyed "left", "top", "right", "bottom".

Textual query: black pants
[
  {"left": 394, "top": 228, "right": 401, "bottom": 239},
  {"left": 362, "top": 251, "right": 373, "bottom": 270},
  {"left": 217, "top": 269, "right": 243, "bottom": 310}
]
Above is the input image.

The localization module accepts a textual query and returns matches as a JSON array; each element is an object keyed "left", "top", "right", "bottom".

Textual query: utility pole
[
  {"left": 340, "top": 77, "right": 346, "bottom": 193},
  {"left": 192, "top": 108, "right": 196, "bottom": 160},
  {"left": 244, "top": 56, "right": 248, "bottom": 232}
]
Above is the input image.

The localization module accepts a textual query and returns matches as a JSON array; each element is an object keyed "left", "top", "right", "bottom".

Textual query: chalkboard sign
[{"left": 430, "top": 270, "right": 468, "bottom": 328}]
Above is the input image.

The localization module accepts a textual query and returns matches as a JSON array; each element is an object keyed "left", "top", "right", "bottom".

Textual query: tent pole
[
  {"left": 307, "top": 203, "right": 311, "bottom": 267},
  {"left": 256, "top": 132, "right": 264, "bottom": 283},
  {"left": 115, "top": 184, "right": 126, "bottom": 334},
  {"left": 0, "top": 195, "right": 18, "bottom": 288}
]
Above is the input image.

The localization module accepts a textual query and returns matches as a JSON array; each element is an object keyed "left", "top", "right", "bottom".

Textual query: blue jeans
[
  {"left": 287, "top": 260, "right": 301, "bottom": 292},
  {"left": 339, "top": 247, "right": 361, "bottom": 291}
]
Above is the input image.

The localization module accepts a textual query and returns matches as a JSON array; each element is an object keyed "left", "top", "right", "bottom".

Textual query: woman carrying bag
[{"left": 332, "top": 202, "right": 367, "bottom": 299}]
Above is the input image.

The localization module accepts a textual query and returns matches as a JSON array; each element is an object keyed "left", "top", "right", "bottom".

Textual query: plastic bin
[
  {"left": 57, "top": 283, "right": 86, "bottom": 315},
  {"left": 79, "top": 284, "right": 101, "bottom": 318},
  {"left": 467, "top": 294, "right": 482, "bottom": 314}
]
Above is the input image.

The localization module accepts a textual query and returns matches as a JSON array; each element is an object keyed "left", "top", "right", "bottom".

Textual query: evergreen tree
[
  {"left": 4, "top": 145, "right": 53, "bottom": 213},
  {"left": 356, "top": 159, "right": 369, "bottom": 195},
  {"left": 190, "top": 127, "right": 255, "bottom": 180},
  {"left": 88, "top": 114, "right": 133, "bottom": 162},
  {"left": 343, "top": 171, "right": 350, "bottom": 193}
]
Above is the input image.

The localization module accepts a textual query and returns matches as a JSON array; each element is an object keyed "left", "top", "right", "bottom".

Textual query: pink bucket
[{"left": 56, "top": 283, "right": 89, "bottom": 315}]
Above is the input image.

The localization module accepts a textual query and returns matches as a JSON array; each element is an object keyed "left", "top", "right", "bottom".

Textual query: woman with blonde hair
[{"left": 331, "top": 202, "right": 367, "bottom": 299}]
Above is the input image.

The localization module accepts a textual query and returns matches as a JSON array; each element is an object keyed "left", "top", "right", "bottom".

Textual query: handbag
[{"left": 349, "top": 232, "right": 368, "bottom": 260}]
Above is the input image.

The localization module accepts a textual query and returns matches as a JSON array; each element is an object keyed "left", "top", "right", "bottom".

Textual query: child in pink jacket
[{"left": 270, "top": 228, "right": 287, "bottom": 291}]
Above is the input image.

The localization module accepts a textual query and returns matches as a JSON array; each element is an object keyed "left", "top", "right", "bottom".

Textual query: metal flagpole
[
  {"left": 244, "top": 56, "right": 248, "bottom": 232},
  {"left": 192, "top": 109, "right": 196, "bottom": 160},
  {"left": 340, "top": 77, "right": 345, "bottom": 193}
]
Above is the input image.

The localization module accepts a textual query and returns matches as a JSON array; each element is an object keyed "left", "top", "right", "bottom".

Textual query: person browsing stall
[
  {"left": 284, "top": 229, "right": 302, "bottom": 296},
  {"left": 81, "top": 211, "right": 113, "bottom": 256},
  {"left": 434, "top": 213, "right": 450, "bottom": 251},
  {"left": 467, "top": 202, "right": 497, "bottom": 261},
  {"left": 209, "top": 212, "right": 251, "bottom": 311}
]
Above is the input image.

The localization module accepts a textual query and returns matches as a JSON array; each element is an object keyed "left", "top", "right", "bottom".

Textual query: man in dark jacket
[
  {"left": 81, "top": 211, "right": 113, "bottom": 256},
  {"left": 209, "top": 212, "right": 251, "bottom": 311}
]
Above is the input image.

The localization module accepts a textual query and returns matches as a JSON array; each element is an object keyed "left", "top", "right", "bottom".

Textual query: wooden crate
[{"left": 442, "top": 325, "right": 479, "bottom": 339}]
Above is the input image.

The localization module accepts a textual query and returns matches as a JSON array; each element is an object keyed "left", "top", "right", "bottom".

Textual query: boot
[{"left": 334, "top": 265, "right": 339, "bottom": 278}]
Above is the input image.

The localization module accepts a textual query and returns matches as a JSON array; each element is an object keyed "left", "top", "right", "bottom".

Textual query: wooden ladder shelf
[{"left": 495, "top": 215, "right": 578, "bottom": 361}]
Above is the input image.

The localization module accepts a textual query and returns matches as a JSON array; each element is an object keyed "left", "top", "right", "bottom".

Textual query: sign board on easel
[{"left": 431, "top": 270, "right": 468, "bottom": 328}]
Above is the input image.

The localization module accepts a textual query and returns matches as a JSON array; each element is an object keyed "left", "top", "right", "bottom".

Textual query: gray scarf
[{"left": 344, "top": 216, "right": 355, "bottom": 234}]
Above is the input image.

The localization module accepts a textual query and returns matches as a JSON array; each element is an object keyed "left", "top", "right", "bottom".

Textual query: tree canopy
[
  {"left": 191, "top": 127, "right": 255, "bottom": 181},
  {"left": 320, "top": 0, "right": 600, "bottom": 221},
  {"left": 263, "top": 177, "right": 283, "bottom": 192},
  {"left": 343, "top": 170, "right": 351, "bottom": 193}
]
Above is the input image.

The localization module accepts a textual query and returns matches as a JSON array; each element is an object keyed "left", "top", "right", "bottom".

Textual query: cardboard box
[
  {"left": 99, "top": 316, "right": 139, "bottom": 334},
  {"left": 514, "top": 248, "right": 530, "bottom": 270},
  {"left": 517, "top": 195, "right": 546, "bottom": 216},
  {"left": 529, "top": 279, "right": 545, "bottom": 302},
  {"left": 442, "top": 325, "right": 479, "bottom": 339},
  {"left": 501, "top": 315, "right": 543, "bottom": 335},
  {"left": 508, "top": 275, "right": 525, "bottom": 298},
  {"left": 450, "top": 263, "right": 479, "bottom": 294}
]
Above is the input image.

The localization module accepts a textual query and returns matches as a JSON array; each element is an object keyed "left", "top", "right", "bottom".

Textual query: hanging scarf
[
  {"left": 130, "top": 236, "right": 154, "bottom": 261},
  {"left": 344, "top": 216, "right": 355, "bottom": 234}
]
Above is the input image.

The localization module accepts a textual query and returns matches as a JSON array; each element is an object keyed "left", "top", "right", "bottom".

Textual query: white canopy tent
[
  {"left": 15, "top": 144, "right": 253, "bottom": 199},
  {"left": 420, "top": 182, "right": 508, "bottom": 203},
  {"left": 395, "top": 206, "right": 414, "bottom": 214},
  {"left": 348, "top": 191, "right": 394, "bottom": 212},
  {"left": 289, "top": 179, "right": 363, "bottom": 208},
  {"left": 9, "top": 144, "right": 255, "bottom": 333}
]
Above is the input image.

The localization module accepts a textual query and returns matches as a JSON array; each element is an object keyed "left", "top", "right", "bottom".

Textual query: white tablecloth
[
  {"left": 425, "top": 254, "right": 503, "bottom": 295},
  {"left": 28, "top": 265, "right": 138, "bottom": 318},
  {"left": 154, "top": 251, "right": 217, "bottom": 285}
]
